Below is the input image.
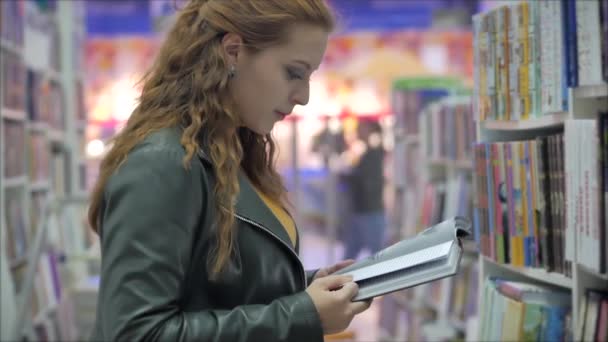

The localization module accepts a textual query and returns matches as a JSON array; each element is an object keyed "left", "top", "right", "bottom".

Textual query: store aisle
[{"left": 299, "top": 228, "right": 381, "bottom": 342}]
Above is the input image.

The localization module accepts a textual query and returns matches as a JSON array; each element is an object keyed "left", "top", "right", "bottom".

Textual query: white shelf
[
  {"left": 0, "top": 38, "right": 22, "bottom": 55},
  {"left": 28, "top": 121, "right": 49, "bottom": 132},
  {"left": 483, "top": 256, "right": 572, "bottom": 289},
  {"left": 29, "top": 181, "right": 50, "bottom": 192},
  {"left": 48, "top": 129, "right": 65, "bottom": 142},
  {"left": 10, "top": 255, "right": 28, "bottom": 269},
  {"left": 573, "top": 84, "right": 608, "bottom": 99},
  {"left": 482, "top": 112, "right": 568, "bottom": 131},
  {"left": 45, "top": 69, "right": 62, "bottom": 84},
  {"left": 33, "top": 302, "right": 58, "bottom": 325},
  {"left": 405, "top": 134, "right": 420, "bottom": 145},
  {"left": 426, "top": 157, "right": 473, "bottom": 170},
  {"left": 3, "top": 176, "right": 28, "bottom": 188},
  {"left": 1, "top": 108, "right": 27, "bottom": 122},
  {"left": 578, "top": 264, "right": 608, "bottom": 282}
]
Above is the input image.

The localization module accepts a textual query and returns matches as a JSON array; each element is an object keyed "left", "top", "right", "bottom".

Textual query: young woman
[{"left": 88, "top": 0, "right": 371, "bottom": 341}]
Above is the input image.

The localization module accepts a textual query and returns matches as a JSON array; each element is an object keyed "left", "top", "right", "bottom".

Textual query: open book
[{"left": 335, "top": 216, "right": 472, "bottom": 301}]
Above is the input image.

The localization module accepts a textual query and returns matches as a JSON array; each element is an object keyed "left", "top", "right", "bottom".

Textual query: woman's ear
[{"left": 221, "top": 33, "right": 243, "bottom": 66}]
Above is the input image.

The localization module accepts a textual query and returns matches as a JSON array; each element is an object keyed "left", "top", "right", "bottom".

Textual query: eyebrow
[{"left": 293, "top": 60, "right": 312, "bottom": 71}]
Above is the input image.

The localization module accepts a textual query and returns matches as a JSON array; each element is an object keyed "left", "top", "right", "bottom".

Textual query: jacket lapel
[
  {"left": 197, "top": 149, "right": 295, "bottom": 251},
  {"left": 234, "top": 174, "right": 295, "bottom": 251}
]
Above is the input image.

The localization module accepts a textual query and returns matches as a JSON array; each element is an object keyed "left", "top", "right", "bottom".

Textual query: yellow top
[{"left": 252, "top": 187, "right": 297, "bottom": 248}]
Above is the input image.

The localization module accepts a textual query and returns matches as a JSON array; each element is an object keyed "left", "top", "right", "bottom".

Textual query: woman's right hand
[{"left": 305, "top": 275, "right": 372, "bottom": 334}]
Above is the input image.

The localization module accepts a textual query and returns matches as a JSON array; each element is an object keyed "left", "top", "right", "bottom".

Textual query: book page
[{"left": 339, "top": 240, "right": 455, "bottom": 282}]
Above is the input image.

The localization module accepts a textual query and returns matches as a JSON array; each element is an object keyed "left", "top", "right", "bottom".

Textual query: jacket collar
[{"left": 197, "top": 148, "right": 296, "bottom": 251}]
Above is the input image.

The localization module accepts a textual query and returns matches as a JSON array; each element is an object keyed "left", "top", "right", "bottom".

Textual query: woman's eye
[{"left": 286, "top": 68, "right": 303, "bottom": 81}]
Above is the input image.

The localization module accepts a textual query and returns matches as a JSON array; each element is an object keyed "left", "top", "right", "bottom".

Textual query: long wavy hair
[{"left": 88, "top": 0, "right": 335, "bottom": 278}]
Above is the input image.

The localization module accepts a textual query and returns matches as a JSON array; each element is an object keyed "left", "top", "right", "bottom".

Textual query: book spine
[
  {"left": 512, "top": 141, "right": 525, "bottom": 267},
  {"left": 599, "top": 114, "right": 606, "bottom": 273},
  {"left": 539, "top": 0, "right": 554, "bottom": 115},
  {"left": 557, "top": 134, "right": 567, "bottom": 274},
  {"left": 505, "top": 142, "right": 517, "bottom": 265},
  {"left": 576, "top": 0, "right": 604, "bottom": 86},
  {"left": 603, "top": 113, "right": 608, "bottom": 272},
  {"left": 603, "top": 0, "right": 608, "bottom": 82},
  {"left": 498, "top": 143, "right": 510, "bottom": 264},
  {"left": 564, "top": 0, "right": 578, "bottom": 87},
  {"left": 520, "top": 141, "right": 532, "bottom": 267},
  {"left": 549, "top": 135, "right": 562, "bottom": 273},
  {"left": 528, "top": 140, "right": 541, "bottom": 267},
  {"left": 492, "top": 143, "right": 505, "bottom": 263},
  {"left": 486, "top": 143, "right": 496, "bottom": 261},
  {"left": 564, "top": 121, "right": 577, "bottom": 275},
  {"left": 508, "top": 3, "right": 520, "bottom": 121},
  {"left": 527, "top": 0, "right": 539, "bottom": 118},
  {"left": 518, "top": 2, "right": 531, "bottom": 120}
]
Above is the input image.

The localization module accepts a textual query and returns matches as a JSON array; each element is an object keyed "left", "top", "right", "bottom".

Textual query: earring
[{"left": 228, "top": 65, "right": 236, "bottom": 78}]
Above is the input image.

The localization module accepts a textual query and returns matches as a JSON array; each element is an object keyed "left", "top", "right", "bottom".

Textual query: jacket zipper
[{"left": 234, "top": 213, "right": 307, "bottom": 289}]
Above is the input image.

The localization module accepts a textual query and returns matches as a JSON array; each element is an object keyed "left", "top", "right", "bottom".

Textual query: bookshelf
[
  {"left": 381, "top": 79, "right": 479, "bottom": 341},
  {"left": 472, "top": 1, "right": 608, "bottom": 340},
  {"left": 1, "top": 1, "right": 89, "bottom": 341}
]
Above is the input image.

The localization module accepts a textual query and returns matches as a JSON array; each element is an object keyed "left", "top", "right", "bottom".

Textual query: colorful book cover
[
  {"left": 518, "top": 1, "right": 531, "bottom": 120},
  {"left": 540, "top": 306, "right": 570, "bottom": 342},
  {"left": 528, "top": 140, "right": 540, "bottom": 267},
  {"left": 511, "top": 141, "right": 525, "bottom": 266},
  {"left": 502, "top": 296, "right": 525, "bottom": 341}
]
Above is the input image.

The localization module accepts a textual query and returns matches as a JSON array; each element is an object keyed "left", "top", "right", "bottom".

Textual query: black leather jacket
[{"left": 91, "top": 127, "right": 323, "bottom": 341}]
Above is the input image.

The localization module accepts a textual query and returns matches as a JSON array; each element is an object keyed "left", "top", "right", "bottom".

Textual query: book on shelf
[
  {"left": 336, "top": 216, "right": 472, "bottom": 301},
  {"left": 4, "top": 187, "right": 28, "bottom": 264},
  {"left": 3, "top": 119, "right": 26, "bottom": 178},
  {"left": 473, "top": 114, "right": 608, "bottom": 275},
  {"left": 1, "top": 50, "right": 26, "bottom": 112},
  {"left": 577, "top": 289, "right": 608, "bottom": 342},
  {"left": 472, "top": 0, "right": 608, "bottom": 122},
  {"left": 565, "top": 119, "right": 603, "bottom": 274},
  {"left": 479, "top": 277, "right": 572, "bottom": 342},
  {"left": 0, "top": 0, "right": 25, "bottom": 47}
]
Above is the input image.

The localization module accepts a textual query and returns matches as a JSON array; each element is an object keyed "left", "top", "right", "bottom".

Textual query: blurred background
[{"left": 1, "top": 1, "right": 505, "bottom": 341}]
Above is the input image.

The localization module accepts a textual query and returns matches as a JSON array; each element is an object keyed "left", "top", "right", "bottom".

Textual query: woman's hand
[
  {"left": 305, "top": 275, "right": 371, "bottom": 334},
  {"left": 313, "top": 259, "right": 355, "bottom": 281}
]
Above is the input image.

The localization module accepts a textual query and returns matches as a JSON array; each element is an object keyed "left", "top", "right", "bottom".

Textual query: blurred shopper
[
  {"left": 342, "top": 120, "right": 387, "bottom": 260},
  {"left": 87, "top": 1, "right": 371, "bottom": 341}
]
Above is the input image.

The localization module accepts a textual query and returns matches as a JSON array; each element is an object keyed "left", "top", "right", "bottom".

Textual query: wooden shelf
[
  {"left": 483, "top": 256, "right": 572, "bottom": 289},
  {"left": 1, "top": 108, "right": 27, "bottom": 121},
  {"left": 573, "top": 84, "right": 608, "bottom": 99},
  {"left": 482, "top": 112, "right": 568, "bottom": 131}
]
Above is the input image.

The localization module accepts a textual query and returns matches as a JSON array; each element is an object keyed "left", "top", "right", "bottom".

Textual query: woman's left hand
[{"left": 313, "top": 259, "right": 356, "bottom": 280}]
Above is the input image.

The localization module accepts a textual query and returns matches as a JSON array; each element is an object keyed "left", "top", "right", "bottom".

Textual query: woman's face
[{"left": 226, "top": 23, "right": 329, "bottom": 135}]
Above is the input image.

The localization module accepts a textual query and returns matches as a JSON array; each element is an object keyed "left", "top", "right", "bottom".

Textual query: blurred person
[
  {"left": 87, "top": 1, "right": 371, "bottom": 341},
  {"left": 342, "top": 120, "right": 387, "bottom": 260}
]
